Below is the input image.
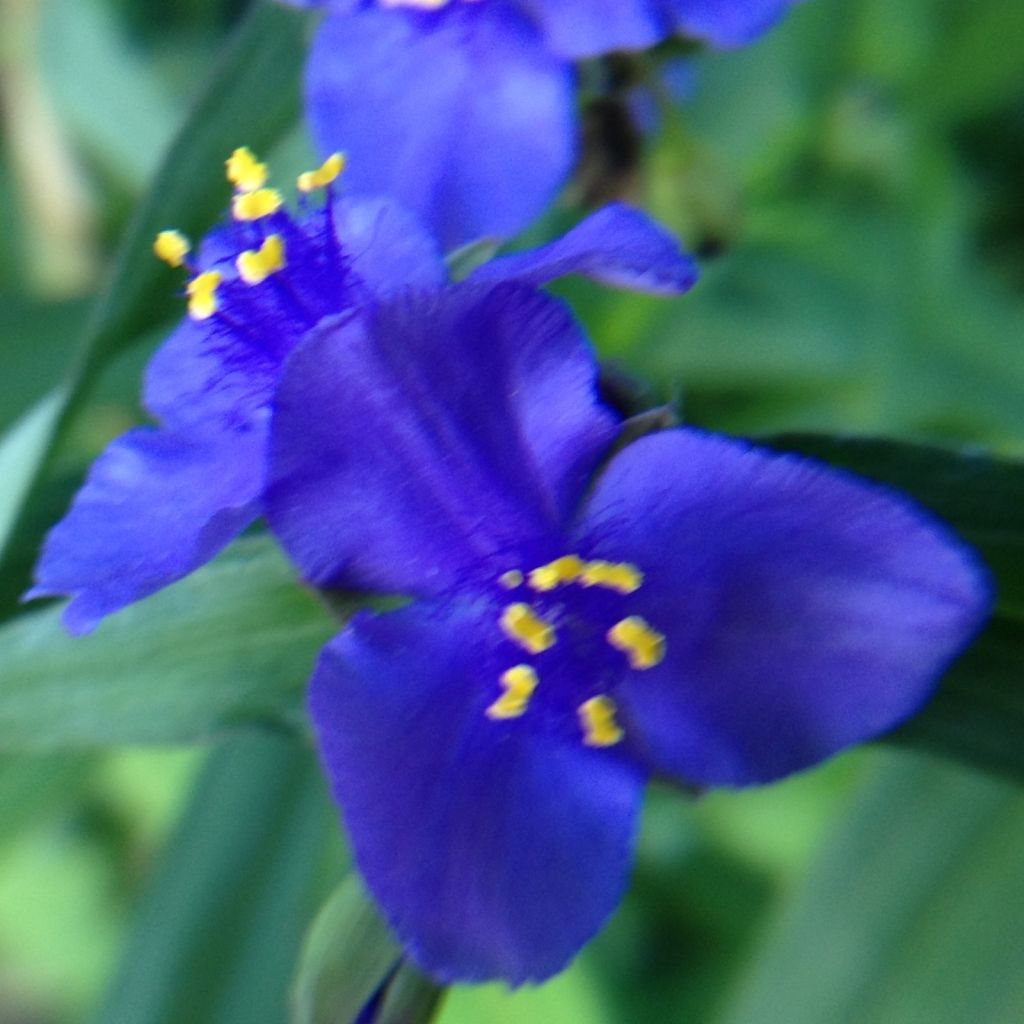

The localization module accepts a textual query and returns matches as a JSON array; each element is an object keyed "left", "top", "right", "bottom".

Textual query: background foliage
[{"left": 0, "top": 0, "right": 1021, "bottom": 1020}]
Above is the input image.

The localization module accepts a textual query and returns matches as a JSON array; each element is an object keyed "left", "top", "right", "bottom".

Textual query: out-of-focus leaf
[
  {"left": 915, "top": 0, "right": 1024, "bottom": 120},
  {"left": 0, "top": 0, "right": 306, "bottom": 573},
  {"left": 0, "top": 753, "right": 93, "bottom": 843},
  {"left": 767, "top": 435, "right": 1024, "bottom": 781},
  {"left": 291, "top": 876, "right": 400, "bottom": 1024},
  {"left": 0, "top": 390, "right": 69, "bottom": 562},
  {"left": 40, "top": 0, "right": 178, "bottom": 187},
  {"left": 439, "top": 969, "right": 610, "bottom": 1024},
  {"left": 374, "top": 962, "right": 446, "bottom": 1024},
  {"left": 92, "top": 731, "right": 336, "bottom": 1024},
  {"left": 0, "top": 537, "right": 337, "bottom": 750},
  {"left": 719, "top": 751, "right": 1024, "bottom": 1024},
  {"left": 896, "top": 619, "right": 1024, "bottom": 783},
  {"left": 0, "top": 296, "right": 86, "bottom": 432}
]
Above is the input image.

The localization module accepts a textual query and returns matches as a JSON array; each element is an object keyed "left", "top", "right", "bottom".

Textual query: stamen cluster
[{"left": 488, "top": 553, "right": 666, "bottom": 747}]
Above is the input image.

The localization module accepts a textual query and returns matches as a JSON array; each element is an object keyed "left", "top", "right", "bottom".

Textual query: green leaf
[
  {"left": 40, "top": 0, "right": 178, "bottom": 187},
  {"left": 0, "top": 537, "right": 336, "bottom": 750},
  {"left": 439, "top": 969, "right": 610, "bottom": 1024},
  {"left": 767, "top": 435, "right": 1024, "bottom": 781},
  {"left": 374, "top": 962, "right": 446, "bottom": 1024},
  {"left": 0, "top": 391, "right": 69, "bottom": 563},
  {"left": 291, "top": 875, "right": 402, "bottom": 1024},
  {"left": 92, "top": 732, "right": 338, "bottom": 1024},
  {"left": 0, "top": 0, "right": 307, "bottom": 568},
  {"left": 719, "top": 752, "right": 1024, "bottom": 1024}
]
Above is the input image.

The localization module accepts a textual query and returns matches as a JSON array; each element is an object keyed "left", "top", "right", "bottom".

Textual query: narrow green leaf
[
  {"left": 291, "top": 876, "right": 401, "bottom": 1024},
  {"left": 0, "top": 537, "right": 337, "bottom": 750},
  {"left": 0, "top": 390, "right": 68, "bottom": 562},
  {"left": 374, "top": 963, "right": 446, "bottom": 1024},
  {"left": 0, "top": 0, "right": 307, "bottom": 566},
  {"left": 719, "top": 752, "right": 1024, "bottom": 1024},
  {"left": 765, "top": 435, "right": 1024, "bottom": 781},
  {"left": 896, "top": 619, "right": 1024, "bottom": 782},
  {"left": 40, "top": 0, "right": 178, "bottom": 186},
  {"left": 92, "top": 732, "right": 336, "bottom": 1024}
]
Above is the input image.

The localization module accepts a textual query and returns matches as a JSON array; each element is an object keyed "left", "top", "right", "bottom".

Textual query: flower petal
[
  {"left": 332, "top": 196, "right": 445, "bottom": 296},
  {"left": 143, "top": 318, "right": 279, "bottom": 433},
  {"left": 468, "top": 203, "right": 698, "bottom": 295},
  {"left": 310, "top": 600, "right": 646, "bottom": 984},
  {"left": 672, "top": 0, "right": 797, "bottom": 48},
  {"left": 266, "top": 284, "right": 618, "bottom": 595},
  {"left": 523, "top": 0, "right": 672, "bottom": 59},
  {"left": 27, "top": 427, "right": 262, "bottom": 633},
  {"left": 304, "top": 6, "right": 575, "bottom": 249},
  {"left": 576, "top": 430, "right": 991, "bottom": 786}
]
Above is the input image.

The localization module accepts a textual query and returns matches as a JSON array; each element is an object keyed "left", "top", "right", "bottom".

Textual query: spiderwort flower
[
  {"left": 28, "top": 148, "right": 697, "bottom": 634},
  {"left": 279, "top": 0, "right": 801, "bottom": 248},
  {"left": 263, "top": 283, "right": 989, "bottom": 985}
]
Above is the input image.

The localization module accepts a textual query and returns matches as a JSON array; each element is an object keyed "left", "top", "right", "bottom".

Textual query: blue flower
[
  {"left": 28, "top": 148, "right": 697, "bottom": 634},
  {"left": 262, "top": 283, "right": 990, "bottom": 985},
  {"left": 279, "top": 0, "right": 800, "bottom": 248}
]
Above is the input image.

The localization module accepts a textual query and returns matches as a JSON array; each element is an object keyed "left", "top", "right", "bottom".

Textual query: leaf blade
[{"left": 0, "top": 538, "right": 336, "bottom": 750}]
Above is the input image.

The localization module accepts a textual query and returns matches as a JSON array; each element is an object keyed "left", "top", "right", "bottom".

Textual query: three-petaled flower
[
  {"left": 28, "top": 148, "right": 697, "bottom": 632},
  {"left": 279, "top": 0, "right": 801, "bottom": 247},
  {"left": 263, "top": 279, "right": 990, "bottom": 983}
]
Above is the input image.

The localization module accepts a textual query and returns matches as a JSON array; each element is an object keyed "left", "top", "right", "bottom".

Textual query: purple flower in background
[
  {"left": 279, "top": 0, "right": 800, "bottom": 248},
  {"left": 265, "top": 281, "right": 989, "bottom": 984},
  {"left": 28, "top": 148, "right": 697, "bottom": 634}
]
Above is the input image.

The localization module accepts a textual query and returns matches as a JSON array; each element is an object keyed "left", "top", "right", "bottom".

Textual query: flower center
[
  {"left": 484, "top": 554, "right": 666, "bottom": 748},
  {"left": 153, "top": 148, "right": 349, "bottom": 333}
]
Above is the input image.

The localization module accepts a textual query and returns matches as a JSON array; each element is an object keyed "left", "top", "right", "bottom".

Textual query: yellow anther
[
  {"left": 186, "top": 270, "right": 222, "bottom": 321},
  {"left": 579, "top": 695, "right": 624, "bottom": 747},
  {"left": 500, "top": 603, "right": 556, "bottom": 655},
  {"left": 236, "top": 234, "right": 286, "bottom": 285},
  {"left": 607, "top": 616, "right": 665, "bottom": 670},
  {"left": 498, "top": 570, "right": 524, "bottom": 589},
  {"left": 153, "top": 230, "right": 191, "bottom": 268},
  {"left": 232, "top": 188, "right": 283, "bottom": 221},
  {"left": 486, "top": 665, "right": 538, "bottom": 721},
  {"left": 226, "top": 147, "right": 268, "bottom": 192},
  {"left": 297, "top": 152, "right": 347, "bottom": 193},
  {"left": 528, "top": 554, "right": 585, "bottom": 592},
  {"left": 581, "top": 560, "right": 644, "bottom": 594}
]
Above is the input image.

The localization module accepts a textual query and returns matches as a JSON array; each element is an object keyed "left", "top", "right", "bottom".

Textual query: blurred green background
[{"left": 0, "top": 0, "right": 1021, "bottom": 1021}]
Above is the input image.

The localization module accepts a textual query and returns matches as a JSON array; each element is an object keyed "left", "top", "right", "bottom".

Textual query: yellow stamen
[
  {"left": 297, "top": 152, "right": 347, "bottom": 193},
  {"left": 153, "top": 229, "right": 190, "bottom": 268},
  {"left": 486, "top": 665, "right": 538, "bottom": 720},
  {"left": 581, "top": 560, "right": 644, "bottom": 594},
  {"left": 607, "top": 616, "right": 665, "bottom": 670},
  {"left": 226, "top": 147, "right": 268, "bottom": 192},
  {"left": 579, "top": 696, "right": 624, "bottom": 747},
  {"left": 500, "top": 603, "right": 556, "bottom": 655},
  {"left": 498, "top": 570, "right": 523, "bottom": 589},
  {"left": 236, "top": 235, "right": 286, "bottom": 285},
  {"left": 528, "top": 555, "right": 585, "bottom": 592},
  {"left": 232, "top": 188, "right": 283, "bottom": 221},
  {"left": 186, "top": 270, "right": 222, "bottom": 321}
]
